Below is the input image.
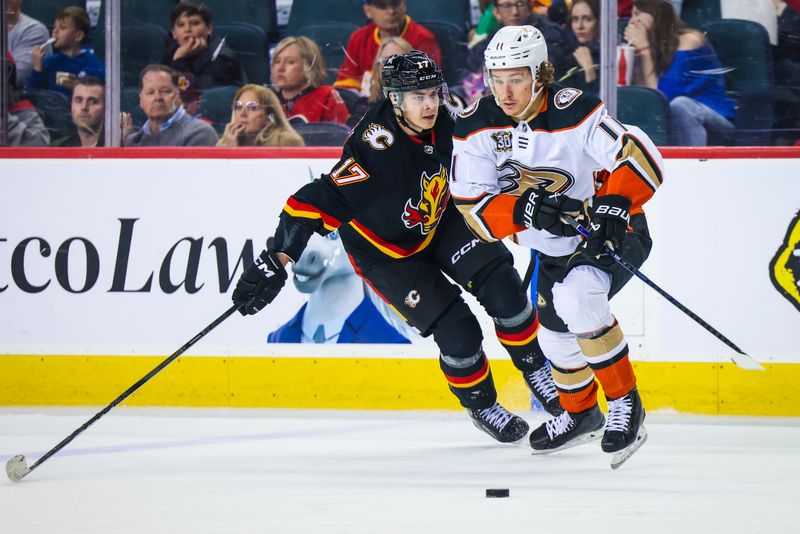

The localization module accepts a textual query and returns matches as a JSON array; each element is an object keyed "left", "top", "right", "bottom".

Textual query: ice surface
[{"left": 1, "top": 408, "right": 798, "bottom": 534}]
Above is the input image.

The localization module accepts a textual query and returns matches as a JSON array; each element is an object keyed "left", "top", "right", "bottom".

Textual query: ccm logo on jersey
[
  {"left": 451, "top": 238, "right": 481, "bottom": 264},
  {"left": 362, "top": 123, "right": 394, "bottom": 150},
  {"left": 595, "top": 204, "right": 630, "bottom": 223},
  {"left": 554, "top": 88, "right": 582, "bottom": 109}
]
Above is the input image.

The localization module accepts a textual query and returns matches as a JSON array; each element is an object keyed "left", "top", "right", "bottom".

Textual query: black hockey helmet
[{"left": 381, "top": 51, "right": 444, "bottom": 95}]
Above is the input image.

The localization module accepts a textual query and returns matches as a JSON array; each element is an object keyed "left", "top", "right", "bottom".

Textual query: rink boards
[{"left": 0, "top": 148, "right": 798, "bottom": 415}]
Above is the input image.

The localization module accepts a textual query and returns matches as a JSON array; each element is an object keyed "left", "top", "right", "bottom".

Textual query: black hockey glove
[
  {"left": 582, "top": 194, "right": 632, "bottom": 262},
  {"left": 512, "top": 187, "right": 585, "bottom": 237},
  {"left": 233, "top": 249, "right": 288, "bottom": 316}
]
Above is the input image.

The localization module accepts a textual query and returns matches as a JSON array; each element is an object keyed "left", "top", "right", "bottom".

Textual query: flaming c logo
[
  {"left": 770, "top": 211, "right": 800, "bottom": 313},
  {"left": 403, "top": 166, "right": 449, "bottom": 235}
]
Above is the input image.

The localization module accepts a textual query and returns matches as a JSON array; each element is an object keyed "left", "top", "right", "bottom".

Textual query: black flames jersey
[{"left": 274, "top": 99, "right": 457, "bottom": 261}]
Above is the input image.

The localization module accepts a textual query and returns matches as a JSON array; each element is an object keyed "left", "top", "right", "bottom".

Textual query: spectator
[
  {"left": 6, "top": 0, "right": 52, "bottom": 89},
  {"left": 271, "top": 36, "right": 350, "bottom": 125},
  {"left": 559, "top": 0, "right": 601, "bottom": 95},
  {"left": 334, "top": 0, "right": 441, "bottom": 91},
  {"left": 57, "top": 76, "right": 105, "bottom": 147},
  {"left": 217, "top": 84, "right": 304, "bottom": 147},
  {"left": 465, "top": 1, "right": 571, "bottom": 84},
  {"left": 469, "top": 0, "right": 500, "bottom": 48},
  {"left": 175, "top": 71, "right": 212, "bottom": 125},
  {"left": 625, "top": 0, "right": 735, "bottom": 145},
  {"left": 161, "top": 2, "right": 245, "bottom": 89},
  {"left": 345, "top": 37, "right": 413, "bottom": 127},
  {"left": 28, "top": 6, "right": 104, "bottom": 99},
  {"left": 5, "top": 52, "right": 50, "bottom": 147},
  {"left": 123, "top": 64, "right": 219, "bottom": 147}
]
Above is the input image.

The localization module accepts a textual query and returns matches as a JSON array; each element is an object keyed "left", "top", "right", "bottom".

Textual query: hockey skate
[
  {"left": 467, "top": 402, "right": 530, "bottom": 443},
  {"left": 602, "top": 388, "right": 647, "bottom": 469},
  {"left": 529, "top": 404, "right": 605, "bottom": 454},
  {"left": 522, "top": 365, "right": 564, "bottom": 416}
]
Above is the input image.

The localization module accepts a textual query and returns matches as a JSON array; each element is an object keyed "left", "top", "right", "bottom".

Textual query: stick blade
[
  {"left": 6, "top": 455, "right": 30, "bottom": 482},
  {"left": 730, "top": 352, "right": 765, "bottom": 371}
]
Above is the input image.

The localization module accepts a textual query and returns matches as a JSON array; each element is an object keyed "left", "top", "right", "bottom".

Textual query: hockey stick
[
  {"left": 5, "top": 302, "right": 243, "bottom": 482},
  {"left": 561, "top": 214, "right": 764, "bottom": 371},
  {"left": 521, "top": 252, "right": 537, "bottom": 294}
]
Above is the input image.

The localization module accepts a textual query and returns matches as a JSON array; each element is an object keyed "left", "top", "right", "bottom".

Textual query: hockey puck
[{"left": 485, "top": 488, "right": 510, "bottom": 498}]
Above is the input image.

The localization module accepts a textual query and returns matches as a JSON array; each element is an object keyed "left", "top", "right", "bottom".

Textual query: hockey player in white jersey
[{"left": 450, "top": 25, "right": 663, "bottom": 467}]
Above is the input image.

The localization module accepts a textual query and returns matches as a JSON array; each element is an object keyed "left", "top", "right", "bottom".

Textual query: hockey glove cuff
[
  {"left": 233, "top": 249, "right": 288, "bottom": 316},
  {"left": 513, "top": 188, "right": 585, "bottom": 237},
  {"left": 582, "top": 194, "right": 632, "bottom": 261}
]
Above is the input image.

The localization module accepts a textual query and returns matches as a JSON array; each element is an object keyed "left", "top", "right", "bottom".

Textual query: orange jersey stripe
[{"left": 475, "top": 193, "right": 526, "bottom": 240}]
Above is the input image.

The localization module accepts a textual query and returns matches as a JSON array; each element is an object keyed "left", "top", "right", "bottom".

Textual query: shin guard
[
  {"left": 440, "top": 350, "right": 497, "bottom": 409},
  {"left": 576, "top": 320, "right": 636, "bottom": 400}
]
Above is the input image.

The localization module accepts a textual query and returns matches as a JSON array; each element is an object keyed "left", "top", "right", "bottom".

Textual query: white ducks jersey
[{"left": 450, "top": 86, "right": 664, "bottom": 257}]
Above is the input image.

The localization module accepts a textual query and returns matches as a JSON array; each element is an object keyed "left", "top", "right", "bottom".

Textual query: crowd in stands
[{"left": 3, "top": 0, "right": 800, "bottom": 147}]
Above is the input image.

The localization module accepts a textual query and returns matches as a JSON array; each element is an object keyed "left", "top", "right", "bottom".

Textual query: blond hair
[
  {"left": 368, "top": 37, "right": 413, "bottom": 103},
  {"left": 220, "top": 84, "right": 304, "bottom": 147},
  {"left": 272, "top": 36, "right": 329, "bottom": 90}
]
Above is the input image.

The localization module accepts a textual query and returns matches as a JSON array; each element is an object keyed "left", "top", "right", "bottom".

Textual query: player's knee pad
[
  {"left": 552, "top": 265, "right": 614, "bottom": 334},
  {"left": 431, "top": 300, "right": 483, "bottom": 358},
  {"left": 537, "top": 327, "right": 586, "bottom": 370},
  {"left": 470, "top": 257, "right": 528, "bottom": 319}
]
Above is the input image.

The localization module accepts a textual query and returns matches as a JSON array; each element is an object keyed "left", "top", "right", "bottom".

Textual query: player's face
[
  {"left": 490, "top": 67, "right": 533, "bottom": 117},
  {"left": 571, "top": 2, "right": 598, "bottom": 44},
  {"left": 271, "top": 44, "right": 308, "bottom": 92},
  {"left": 398, "top": 88, "right": 439, "bottom": 131},
  {"left": 140, "top": 71, "right": 181, "bottom": 121},
  {"left": 71, "top": 84, "right": 105, "bottom": 130},
  {"left": 234, "top": 89, "right": 268, "bottom": 134}
]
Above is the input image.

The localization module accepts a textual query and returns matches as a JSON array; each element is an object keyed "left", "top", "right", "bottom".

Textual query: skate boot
[
  {"left": 522, "top": 365, "right": 564, "bottom": 417},
  {"left": 529, "top": 404, "right": 605, "bottom": 454},
  {"left": 602, "top": 387, "right": 647, "bottom": 469},
  {"left": 467, "top": 402, "right": 530, "bottom": 443}
]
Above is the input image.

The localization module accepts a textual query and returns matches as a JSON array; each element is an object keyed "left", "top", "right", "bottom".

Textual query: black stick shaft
[
  {"left": 562, "top": 215, "right": 745, "bottom": 354},
  {"left": 521, "top": 252, "right": 537, "bottom": 294},
  {"left": 26, "top": 303, "right": 242, "bottom": 473}
]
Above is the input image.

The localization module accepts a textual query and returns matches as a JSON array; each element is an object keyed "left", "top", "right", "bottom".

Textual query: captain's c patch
[{"left": 770, "top": 211, "right": 800, "bottom": 313}]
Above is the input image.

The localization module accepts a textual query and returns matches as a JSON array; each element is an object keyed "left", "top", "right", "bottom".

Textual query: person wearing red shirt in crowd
[
  {"left": 271, "top": 36, "right": 350, "bottom": 125},
  {"left": 334, "top": 0, "right": 441, "bottom": 91}
]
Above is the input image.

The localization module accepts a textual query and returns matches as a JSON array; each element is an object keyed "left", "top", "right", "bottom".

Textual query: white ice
[{"left": 1, "top": 408, "right": 799, "bottom": 534}]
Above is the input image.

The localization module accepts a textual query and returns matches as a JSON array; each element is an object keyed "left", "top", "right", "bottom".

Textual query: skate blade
[
  {"left": 609, "top": 425, "right": 648, "bottom": 469},
  {"left": 530, "top": 429, "right": 603, "bottom": 455}
]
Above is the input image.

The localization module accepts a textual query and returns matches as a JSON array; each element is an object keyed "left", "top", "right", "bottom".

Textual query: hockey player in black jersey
[
  {"left": 232, "top": 51, "right": 563, "bottom": 444},
  {"left": 450, "top": 26, "right": 662, "bottom": 467}
]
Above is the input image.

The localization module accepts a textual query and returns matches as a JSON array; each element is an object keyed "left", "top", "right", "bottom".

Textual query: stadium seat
[
  {"left": 214, "top": 22, "right": 269, "bottom": 85},
  {"left": 704, "top": 19, "right": 775, "bottom": 145},
  {"left": 198, "top": 85, "right": 238, "bottom": 135},
  {"left": 418, "top": 20, "right": 468, "bottom": 86},
  {"left": 617, "top": 86, "right": 671, "bottom": 146},
  {"left": 292, "top": 121, "right": 350, "bottom": 146},
  {"left": 121, "top": 23, "right": 168, "bottom": 87},
  {"left": 122, "top": 0, "right": 175, "bottom": 29},
  {"left": 202, "top": 0, "right": 279, "bottom": 43},
  {"left": 406, "top": 0, "right": 471, "bottom": 31},
  {"left": 20, "top": 89, "right": 75, "bottom": 146},
  {"left": 681, "top": 0, "right": 721, "bottom": 29},
  {"left": 287, "top": 0, "right": 367, "bottom": 36},
  {"left": 297, "top": 23, "right": 360, "bottom": 85},
  {"left": 24, "top": 0, "right": 84, "bottom": 31},
  {"left": 121, "top": 86, "right": 147, "bottom": 128}
]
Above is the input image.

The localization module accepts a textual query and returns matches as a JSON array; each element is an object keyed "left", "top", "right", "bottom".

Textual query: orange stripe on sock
[
  {"left": 593, "top": 355, "right": 637, "bottom": 399},
  {"left": 558, "top": 381, "right": 598, "bottom": 413}
]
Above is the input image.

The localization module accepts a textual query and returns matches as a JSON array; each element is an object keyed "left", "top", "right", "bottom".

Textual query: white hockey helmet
[{"left": 483, "top": 25, "right": 549, "bottom": 111}]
